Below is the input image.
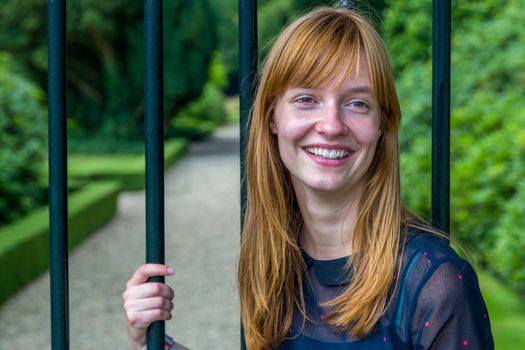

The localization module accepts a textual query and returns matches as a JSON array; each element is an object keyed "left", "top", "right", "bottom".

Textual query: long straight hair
[{"left": 238, "top": 7, "right": 406, "bottom": 349}]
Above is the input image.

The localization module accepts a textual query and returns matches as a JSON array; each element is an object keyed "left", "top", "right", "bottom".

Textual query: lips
[{"left": 305, "top": 146, "right": 350, "bottom": 160}]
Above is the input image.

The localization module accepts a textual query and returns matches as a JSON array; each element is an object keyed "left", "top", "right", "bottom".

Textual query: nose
[{"left": 315, "top": 104, "right": 348, "bottom": 137}]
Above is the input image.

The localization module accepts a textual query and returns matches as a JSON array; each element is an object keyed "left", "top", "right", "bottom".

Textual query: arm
[
  {"left": 410, "top": 261, "right": 494, "bottom": 349},
  {"left": 123, "top": 264, "right": 175, "bottom": 350}
]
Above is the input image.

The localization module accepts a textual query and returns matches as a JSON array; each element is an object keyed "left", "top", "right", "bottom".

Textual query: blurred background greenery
[{"left": 0, "top": 0, "right": 523, "bottom": 347}]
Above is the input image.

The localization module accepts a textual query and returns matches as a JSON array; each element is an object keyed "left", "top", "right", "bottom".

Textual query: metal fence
[{"left": 48, "top": 0, "right": 450, "bottom": 349}]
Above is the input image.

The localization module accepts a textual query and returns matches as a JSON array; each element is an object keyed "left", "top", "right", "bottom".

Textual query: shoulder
[
  {"left": 399, "top": 228, "right": 476, "bottom": 295},
  {"left": 394, "top": 228, "right": 474, "bottom": 315},
  {"left": 400, "top": 228, "right": 470, "bottom": 280},
  {"left": 401, "top": 230, "right": 476, "bottom": 309},
  {"left": 392, "top": 228, "right": 493, "bottom": 348}
]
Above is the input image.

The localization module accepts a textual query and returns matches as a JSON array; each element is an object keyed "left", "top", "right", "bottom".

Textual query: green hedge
[
  {"left": 0, "top": 180, "right": 120, "bottom": 306},
  {"left": 384, "top": 0, "right": 525, "bottom": 292},
  {"left": 66, "top": 139, "right": 187, "bottom": 191}
]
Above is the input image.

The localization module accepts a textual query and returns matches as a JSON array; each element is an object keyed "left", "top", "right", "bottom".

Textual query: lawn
[
  {"left": 58, "top": 138, "right": 187, "bottom": 190},
  {"left": 478, "top": 270, "right": 525, "bottom": 349}
]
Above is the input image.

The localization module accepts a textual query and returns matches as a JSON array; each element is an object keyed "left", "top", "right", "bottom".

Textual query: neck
[{"left": 294, "top": 183, "right": 363, "bottom": 260}]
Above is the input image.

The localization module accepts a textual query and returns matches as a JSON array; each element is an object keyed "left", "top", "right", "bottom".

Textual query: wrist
[{"left": 126, "top": 325, "right": 147, "bottom": 350}]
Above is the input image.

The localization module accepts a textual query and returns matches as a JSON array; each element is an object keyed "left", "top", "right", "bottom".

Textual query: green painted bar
[
  {"left": 48, "top": 0, "right": 69, "bottom": 349},
  {"left": 431, "top": 0, "right": 451, "bottom": 235},
  {"left": 239, "top": 0, "right": 258, "bottom": 224},
  {"left": 239, "top": 1, "right": 257, "bottom": 349},
  {"left": 144, "top": 0, "right": 165, "bottom": 349}
]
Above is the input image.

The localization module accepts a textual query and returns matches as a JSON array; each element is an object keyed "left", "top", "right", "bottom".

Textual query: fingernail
[{"left": 166, "top": 267, "right": 174, "bottom": 274}]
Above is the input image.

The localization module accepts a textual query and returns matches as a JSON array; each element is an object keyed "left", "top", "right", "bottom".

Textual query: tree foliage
[
  {"left": 384, "top": 0, "right": 525, "bottom": 292},
  {"left": 0, "top": 0, "right": 218, "bottom": 139},
  {"left": 0, "top": 53, "right": 47, "bottom": 225}
]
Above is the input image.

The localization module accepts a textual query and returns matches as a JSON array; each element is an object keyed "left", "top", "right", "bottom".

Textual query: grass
[
  {"left": 69, "top": 138, "right": 187, "bottom": 173},
  {"left": 63, "top": 138, "right": 187, "bottom": 190},
  {"left": 478, "top": 270, "right": 525, "bottom": 349}
]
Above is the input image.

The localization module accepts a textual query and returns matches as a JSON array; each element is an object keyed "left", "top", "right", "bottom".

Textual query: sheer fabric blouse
[{"left": 276, "top": 230, "right": 494, "bottom": 349}]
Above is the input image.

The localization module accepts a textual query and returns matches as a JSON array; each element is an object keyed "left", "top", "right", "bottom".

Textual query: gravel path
[{"left": 0, "top": 125, "right": 241, "bottom": 349}]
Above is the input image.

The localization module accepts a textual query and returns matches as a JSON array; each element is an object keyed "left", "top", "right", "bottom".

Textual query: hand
[{"left": 123, "top": 264, "right": 175, "bottom": 350}]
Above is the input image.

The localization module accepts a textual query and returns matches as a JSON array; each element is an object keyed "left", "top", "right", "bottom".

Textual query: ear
[{"left": 269, "top": 114, "right": 278, "bottom": 134}]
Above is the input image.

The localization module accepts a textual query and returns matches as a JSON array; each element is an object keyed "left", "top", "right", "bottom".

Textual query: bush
[
  {"left": 167, "top": 82, "right": 226, "bottom": 140},
  {"left": 167, "top": 53, "right": 228, "bottom": 140},
  {"left": 383, "top": 0, "right": 502, "bottom": 73},
  {"left": 384, "top": 0, "right": 525, "bottom": 290},
  {"left": 490, "top": 180, "right": 525, "bottom": 294},
  {"left": 0, "top": 180, "right": 120, "bottom": 305},
  {"left": 0, "top": 53, "right": 47, "bottom": 225}
]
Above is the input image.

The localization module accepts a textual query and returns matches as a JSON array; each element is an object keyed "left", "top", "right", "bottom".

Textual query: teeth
[{"left": 306, "top": 147, "right": 349, "bottom": 159}]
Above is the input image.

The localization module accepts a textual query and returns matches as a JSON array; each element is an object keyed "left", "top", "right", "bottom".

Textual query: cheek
[
  {"left": 354, "top": 122, "right": 382, "bottom": 149},
  {"left": 275, "top": 117, "right": 313, "bottom": 143}
]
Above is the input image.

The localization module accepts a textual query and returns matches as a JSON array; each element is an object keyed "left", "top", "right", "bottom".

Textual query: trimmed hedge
[
  {"left": 1, "top": 129, "right": 189, "bottom": 305},
  {"left": 67, "top": 139, "right": 187, "bottom": 191},
  {"left": 0, "top": 180, "right": 120, "bottom": 306}
]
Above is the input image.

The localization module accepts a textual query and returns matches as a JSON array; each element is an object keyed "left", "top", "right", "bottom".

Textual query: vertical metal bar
[
  {"left": 431, "top": 0, "right": 451, "bottom": 235},
  {"left": 239, "top": 0, "right": 258, "bottom": 219},
  {"left": 48, "top": 0, "right": 69, "bottom": 349},
  {"left": 144, "top": 0, "right": 165, "bottom": 349},
  {"left": 239, "top": 1, "right": 257, "bottom": 349}
]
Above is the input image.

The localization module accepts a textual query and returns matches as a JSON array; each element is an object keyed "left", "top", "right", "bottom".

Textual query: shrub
[
  {"left": 0, "top": 53, "right": 47, "bottom": 225},
  {"left": 385, "top": 0, "right": 525, "bottom": 290},
  {"left": 167, "top": 53, "right": 228, "bottom": 140}
]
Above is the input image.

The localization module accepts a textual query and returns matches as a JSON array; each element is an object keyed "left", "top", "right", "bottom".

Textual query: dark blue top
[{"left": 276, "top": 230, "right": 494, "bottom": 349}]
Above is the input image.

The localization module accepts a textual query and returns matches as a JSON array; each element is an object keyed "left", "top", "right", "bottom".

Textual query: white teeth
[{"left": 306, "top": 147, "right": 349, "bottom": 159}]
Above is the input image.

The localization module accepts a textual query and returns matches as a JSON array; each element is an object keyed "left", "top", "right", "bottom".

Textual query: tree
[{"left": 0, "top": 0, "right": 218, "bottom": 139}]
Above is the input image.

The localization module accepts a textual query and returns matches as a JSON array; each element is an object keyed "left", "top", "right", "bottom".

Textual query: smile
[{"left": 305, "top": 147, "right": 350, "bottom": 160}]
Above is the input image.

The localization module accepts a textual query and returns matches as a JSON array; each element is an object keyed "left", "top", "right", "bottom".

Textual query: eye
[
  {"left": 346, "top": 99, "right": 370, "bottom": 113},
  {"left": 294, "top": 96, "right": 317, "bottom": 105}
]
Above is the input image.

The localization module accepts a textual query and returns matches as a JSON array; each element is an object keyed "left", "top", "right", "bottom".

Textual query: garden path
[{"left": 0, "top": 124, "right": 241, "bottom": 349}]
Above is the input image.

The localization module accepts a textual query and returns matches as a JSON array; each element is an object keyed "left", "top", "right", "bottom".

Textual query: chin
[{"left": 307, "top": 179, "right": 348, "bottom": 192}]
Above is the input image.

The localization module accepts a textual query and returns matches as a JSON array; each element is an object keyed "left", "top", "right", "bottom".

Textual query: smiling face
[{"left": 270, "top": 65, "right": 382, "bottom": 197}]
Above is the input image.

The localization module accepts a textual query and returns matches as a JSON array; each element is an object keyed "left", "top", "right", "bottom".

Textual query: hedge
[
  {"left": 66, "top": 138, "right": 187, "bottom": 191},
  {"left": 0, "top": 180, "right": 120, "bottom": 306}
]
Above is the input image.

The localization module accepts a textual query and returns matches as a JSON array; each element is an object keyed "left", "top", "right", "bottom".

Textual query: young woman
[{"left": 123, "top": 6, "right": 494, "bottom": 350}]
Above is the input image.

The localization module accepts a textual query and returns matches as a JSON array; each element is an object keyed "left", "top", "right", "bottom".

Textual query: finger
[
  {"left": 126, "top": 308, "right": 173, "bottom": 328},
  {"left": 124, "top": 296, "right": 174, "bottom": 313},
  {"left": 124, "top": 282, "right": 174, "bottom": 301},
  {"left": 127, "top": 264, "right": 174, "bottom": 287}
]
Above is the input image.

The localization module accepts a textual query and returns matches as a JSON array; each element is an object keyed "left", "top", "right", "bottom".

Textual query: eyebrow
[{"left": 345, "top": 86, "right": 373, "bottom": 94}]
